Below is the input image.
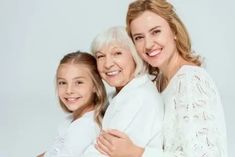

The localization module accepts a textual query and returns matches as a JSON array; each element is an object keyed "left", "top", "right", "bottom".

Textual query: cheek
[
  {"left": 134, "top": 42, "right": 143, "bottom": 53},
  {"left": 97, "top": 60, "right": 104, "bottom": 69},
  {"left": 57, "top": 87, "right": 65, "bottom": 96}
]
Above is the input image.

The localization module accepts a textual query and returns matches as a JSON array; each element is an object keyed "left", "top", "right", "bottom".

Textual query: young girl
[{"left": 37, "top": 51, "right": 107, "bottom": 157}]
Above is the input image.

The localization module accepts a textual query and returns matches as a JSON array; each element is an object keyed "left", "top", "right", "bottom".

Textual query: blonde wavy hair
[{"left": 126, "top": 0, "right": 202, "bottom": 91}]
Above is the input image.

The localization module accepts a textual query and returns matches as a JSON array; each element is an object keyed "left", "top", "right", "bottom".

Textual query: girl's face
[
  {"left": 57, "top": 63, "right": 95, "bottom": 113},
  {"left": 130, "top": 11, "right": 178, "bottom": 70},
  {"left": 95, "top": 44, "right": 136, "bottom": 92}
]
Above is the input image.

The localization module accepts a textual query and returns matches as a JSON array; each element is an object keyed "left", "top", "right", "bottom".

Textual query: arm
[
  {"left": 96, "top": 92, "right": 164, "bottom": 156},
  {"left": 96, "top": 129, "right": 163, "bottom": 157},
  {"left": 167, "top": 73, "right": 227, "bottom": 157},
  {"left": 36, "top": 153, "right": 45, "bottom": 157},
  {"left": 96, "top": 129, "right": 144, "bottom": 157}
]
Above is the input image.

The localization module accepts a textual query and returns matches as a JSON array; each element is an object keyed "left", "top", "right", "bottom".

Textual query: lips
[
  {"left": 146, "top": 48, "right": 162, "bottom": 57},
  {"left": 105, "top": 70, "right": 121, "bottom": 76},
  {"left": 65, "top": 97, "right": 81, "bottom": 103}
]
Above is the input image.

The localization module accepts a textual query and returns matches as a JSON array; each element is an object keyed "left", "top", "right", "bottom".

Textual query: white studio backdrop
[{"left": 0, "top": 0, "right": 234, "bottom": 157}]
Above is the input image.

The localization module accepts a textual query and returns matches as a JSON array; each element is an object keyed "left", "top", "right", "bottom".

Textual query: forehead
[
  {"left": 98, "top": 43, "right": 128, "bottom": 53},
  {"left": 57, "top": 63, "right": 92, "bottom": 78},
  {"left": 130, "top": 11, "right": 169, "bottom": 32}
]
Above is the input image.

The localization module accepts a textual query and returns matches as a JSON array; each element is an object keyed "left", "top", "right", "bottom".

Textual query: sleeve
[
  {"left": 82, "top": 142, "right": 107, "bottom": 157},
  {"left": 142, "top": 127, "right": 163, "bottom": 157},
  {"left": 56, "top": 118, "right": 99, "bottom": 157},
  {"left": 140, "top": 89, "right": 164, "bottom": 157},
  {"left": 164, "top": 73, "right": 227, "bottom": 157}
]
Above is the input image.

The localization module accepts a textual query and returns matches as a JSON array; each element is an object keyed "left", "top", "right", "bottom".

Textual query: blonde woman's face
[
  {"left": 57, "top": 64, "right": 95, "bottom": 113},
  {"left": 95, "top": 44, "right": 136, "bottom": 91},
  {"left": 130, "top": 11, "right": 177, "bottom": 69}
]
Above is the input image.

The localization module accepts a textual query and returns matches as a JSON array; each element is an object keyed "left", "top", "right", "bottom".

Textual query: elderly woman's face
[{"left": 95, "top": 44, "right": 136, "bottom": 91}]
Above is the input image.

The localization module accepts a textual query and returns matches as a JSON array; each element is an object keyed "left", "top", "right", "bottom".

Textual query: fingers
[
  {"left": 96, "top": 133, "right": 115, "bottom": 156},
  {"left": 99, "top": 134, "right": 113, "bottom": 148},
  {"left": 101, "top": 131, "right": 117, "bottom": 144},
  {"left": 95, "top": 142, "right": 110, "bottom": 156},
  {"left": 107, "top": 129, "right": 129, "bottom": 139}
]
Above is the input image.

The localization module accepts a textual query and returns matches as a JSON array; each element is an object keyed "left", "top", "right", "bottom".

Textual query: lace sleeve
[{"left": 172, "top": 73, "right": 226, "bottom": 157}]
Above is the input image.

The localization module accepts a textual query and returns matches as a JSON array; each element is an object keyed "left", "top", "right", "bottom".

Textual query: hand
[
  {"left": 95, "top": 129, "right": 144, "bottom": 157},
  {"left": 36, "top": 152, "right": 44, "bottom": 157}
]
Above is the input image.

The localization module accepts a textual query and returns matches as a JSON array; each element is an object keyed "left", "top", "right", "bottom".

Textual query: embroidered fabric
[{"left": 161, "top": 65, "right": 227, "bottom": 157}]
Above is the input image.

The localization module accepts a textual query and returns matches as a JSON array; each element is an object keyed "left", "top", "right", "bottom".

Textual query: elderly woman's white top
[{"left": 83, "top": 74, "right": 164, "bottom": 157}]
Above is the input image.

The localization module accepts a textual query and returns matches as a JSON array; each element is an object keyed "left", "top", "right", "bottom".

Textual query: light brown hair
[{"left": 56, "top": 51, "right": 107, "bottom": 127}]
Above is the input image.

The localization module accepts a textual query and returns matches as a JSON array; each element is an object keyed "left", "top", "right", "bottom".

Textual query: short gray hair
[{"left": 91, "top": 26, "right": 147, "bottom": 76}]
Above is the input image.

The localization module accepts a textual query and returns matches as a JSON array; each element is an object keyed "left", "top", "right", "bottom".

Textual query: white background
[{"left": 0, "top": 0, "right": 234, "bottom": 157}]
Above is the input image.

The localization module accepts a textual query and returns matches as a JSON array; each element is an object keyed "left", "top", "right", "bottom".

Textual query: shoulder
[
  {"left": 67, "top": 111, "right": 99, "bottom": 136},
  {"left": 131, "top": 74, "right": 160, "bottom": 96},
  {"left": 172, "top": 65, "right": 221, "bottom": 108},
  {"left": 174, "top": 65, "right": 217, "bottom": 93}
]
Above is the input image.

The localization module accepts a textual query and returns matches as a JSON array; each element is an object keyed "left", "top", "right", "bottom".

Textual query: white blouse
[
  {"left": 161, "top": 65, "right": 227, "bottom": 157},
  {"left": 44, "top": 111, "right": 100, "bottom": 157},
  {"left": 83, "top": 74, "right": 164, "bottom": 157}
]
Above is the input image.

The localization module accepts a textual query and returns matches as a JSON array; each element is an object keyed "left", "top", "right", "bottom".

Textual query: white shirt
[
  {"left": 44, "top": 111, "right": 100, "bottom": 157},
  {"left": 83, "top": 74, "right": 164, "bottom": 157},
  {"left": 144, "top": 65, "right": 227, "bottom": 157}
]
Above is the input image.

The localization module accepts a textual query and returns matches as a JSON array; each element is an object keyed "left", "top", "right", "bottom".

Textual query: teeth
[
  {"left": 146, "top": 49, "right": 161, "bottom": 57},
  {"left": 66, "top": 97, "right": 79, "bottom": 102},
  {"left": 106, "top": 71, "right": 120, "bottom": 76},
  {"left": 67, "top": 98, "right": 77, "bottom": 101}
]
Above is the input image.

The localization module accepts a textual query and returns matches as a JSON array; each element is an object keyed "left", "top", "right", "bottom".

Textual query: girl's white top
[
  {"left": 44, "top": 111, "right": 100, "bottom": 157},
  {"left": 161, "top": 65, "right": 227, "bottom": 157}
]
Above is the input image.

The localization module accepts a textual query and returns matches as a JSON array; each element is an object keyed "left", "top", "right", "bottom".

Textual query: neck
[
  {"left": 160, "top": 53, "right": 190, "bottom": 82},
  {"left": 72, "top": 105, "right": 94, "bottom": 121}
]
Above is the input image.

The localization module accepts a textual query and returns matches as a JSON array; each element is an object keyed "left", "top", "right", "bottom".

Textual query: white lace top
[{"left": 161, "top": 65, "right": 227, "bottom": 157}]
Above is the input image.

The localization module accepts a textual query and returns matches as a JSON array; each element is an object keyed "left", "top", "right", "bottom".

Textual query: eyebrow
[
  {"left": 57, "top": 76, "right": 86, "bottom": 80},
  {"left": 132, "top": 26, "right": 161, "bottom": 37},
  {"left": 149, "top": 26, "right": 161, "bottom": 32},
  {"left": 95, "top": 51, "right": 104, "bottom": 55}
]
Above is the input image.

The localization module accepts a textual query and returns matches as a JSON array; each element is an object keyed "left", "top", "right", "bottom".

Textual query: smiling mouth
[
  {"left": 65, "top": 97, "right": 81, "bottom": 103},
  {"left": 146, "top": 48, "right": 162, "bottom": 57},
  {"left": 105, "top": 70, "right": 121, "bottom": 76}
]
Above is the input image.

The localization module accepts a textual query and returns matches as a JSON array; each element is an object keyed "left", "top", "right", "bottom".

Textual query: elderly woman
[{"left": 82, "top": 26, "right": 164, "bottom": 157}]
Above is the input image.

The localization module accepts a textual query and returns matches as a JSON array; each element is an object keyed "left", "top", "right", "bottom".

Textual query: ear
[{"left": 174, "top": 35, "right": 177, "bottom": 40}]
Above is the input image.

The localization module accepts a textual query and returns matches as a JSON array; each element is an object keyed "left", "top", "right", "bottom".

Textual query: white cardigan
[{"left": 83, "top": 74, "right": 164, "bottom": 157}]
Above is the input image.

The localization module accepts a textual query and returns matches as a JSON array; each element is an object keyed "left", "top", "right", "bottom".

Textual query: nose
[
  {"left": 66, "top": 84, "right": 75, "bottom": 94},
  {"left": 104, "top": 55, "right": 114, "bottom": 69},
  {"left": 145, "top": 36, "right": 154, "bottom": 50}
]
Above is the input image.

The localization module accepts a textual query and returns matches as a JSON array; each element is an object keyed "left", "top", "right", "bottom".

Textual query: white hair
[{"left": 91, "top": 26, "right": 147, "bottom": 76}]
